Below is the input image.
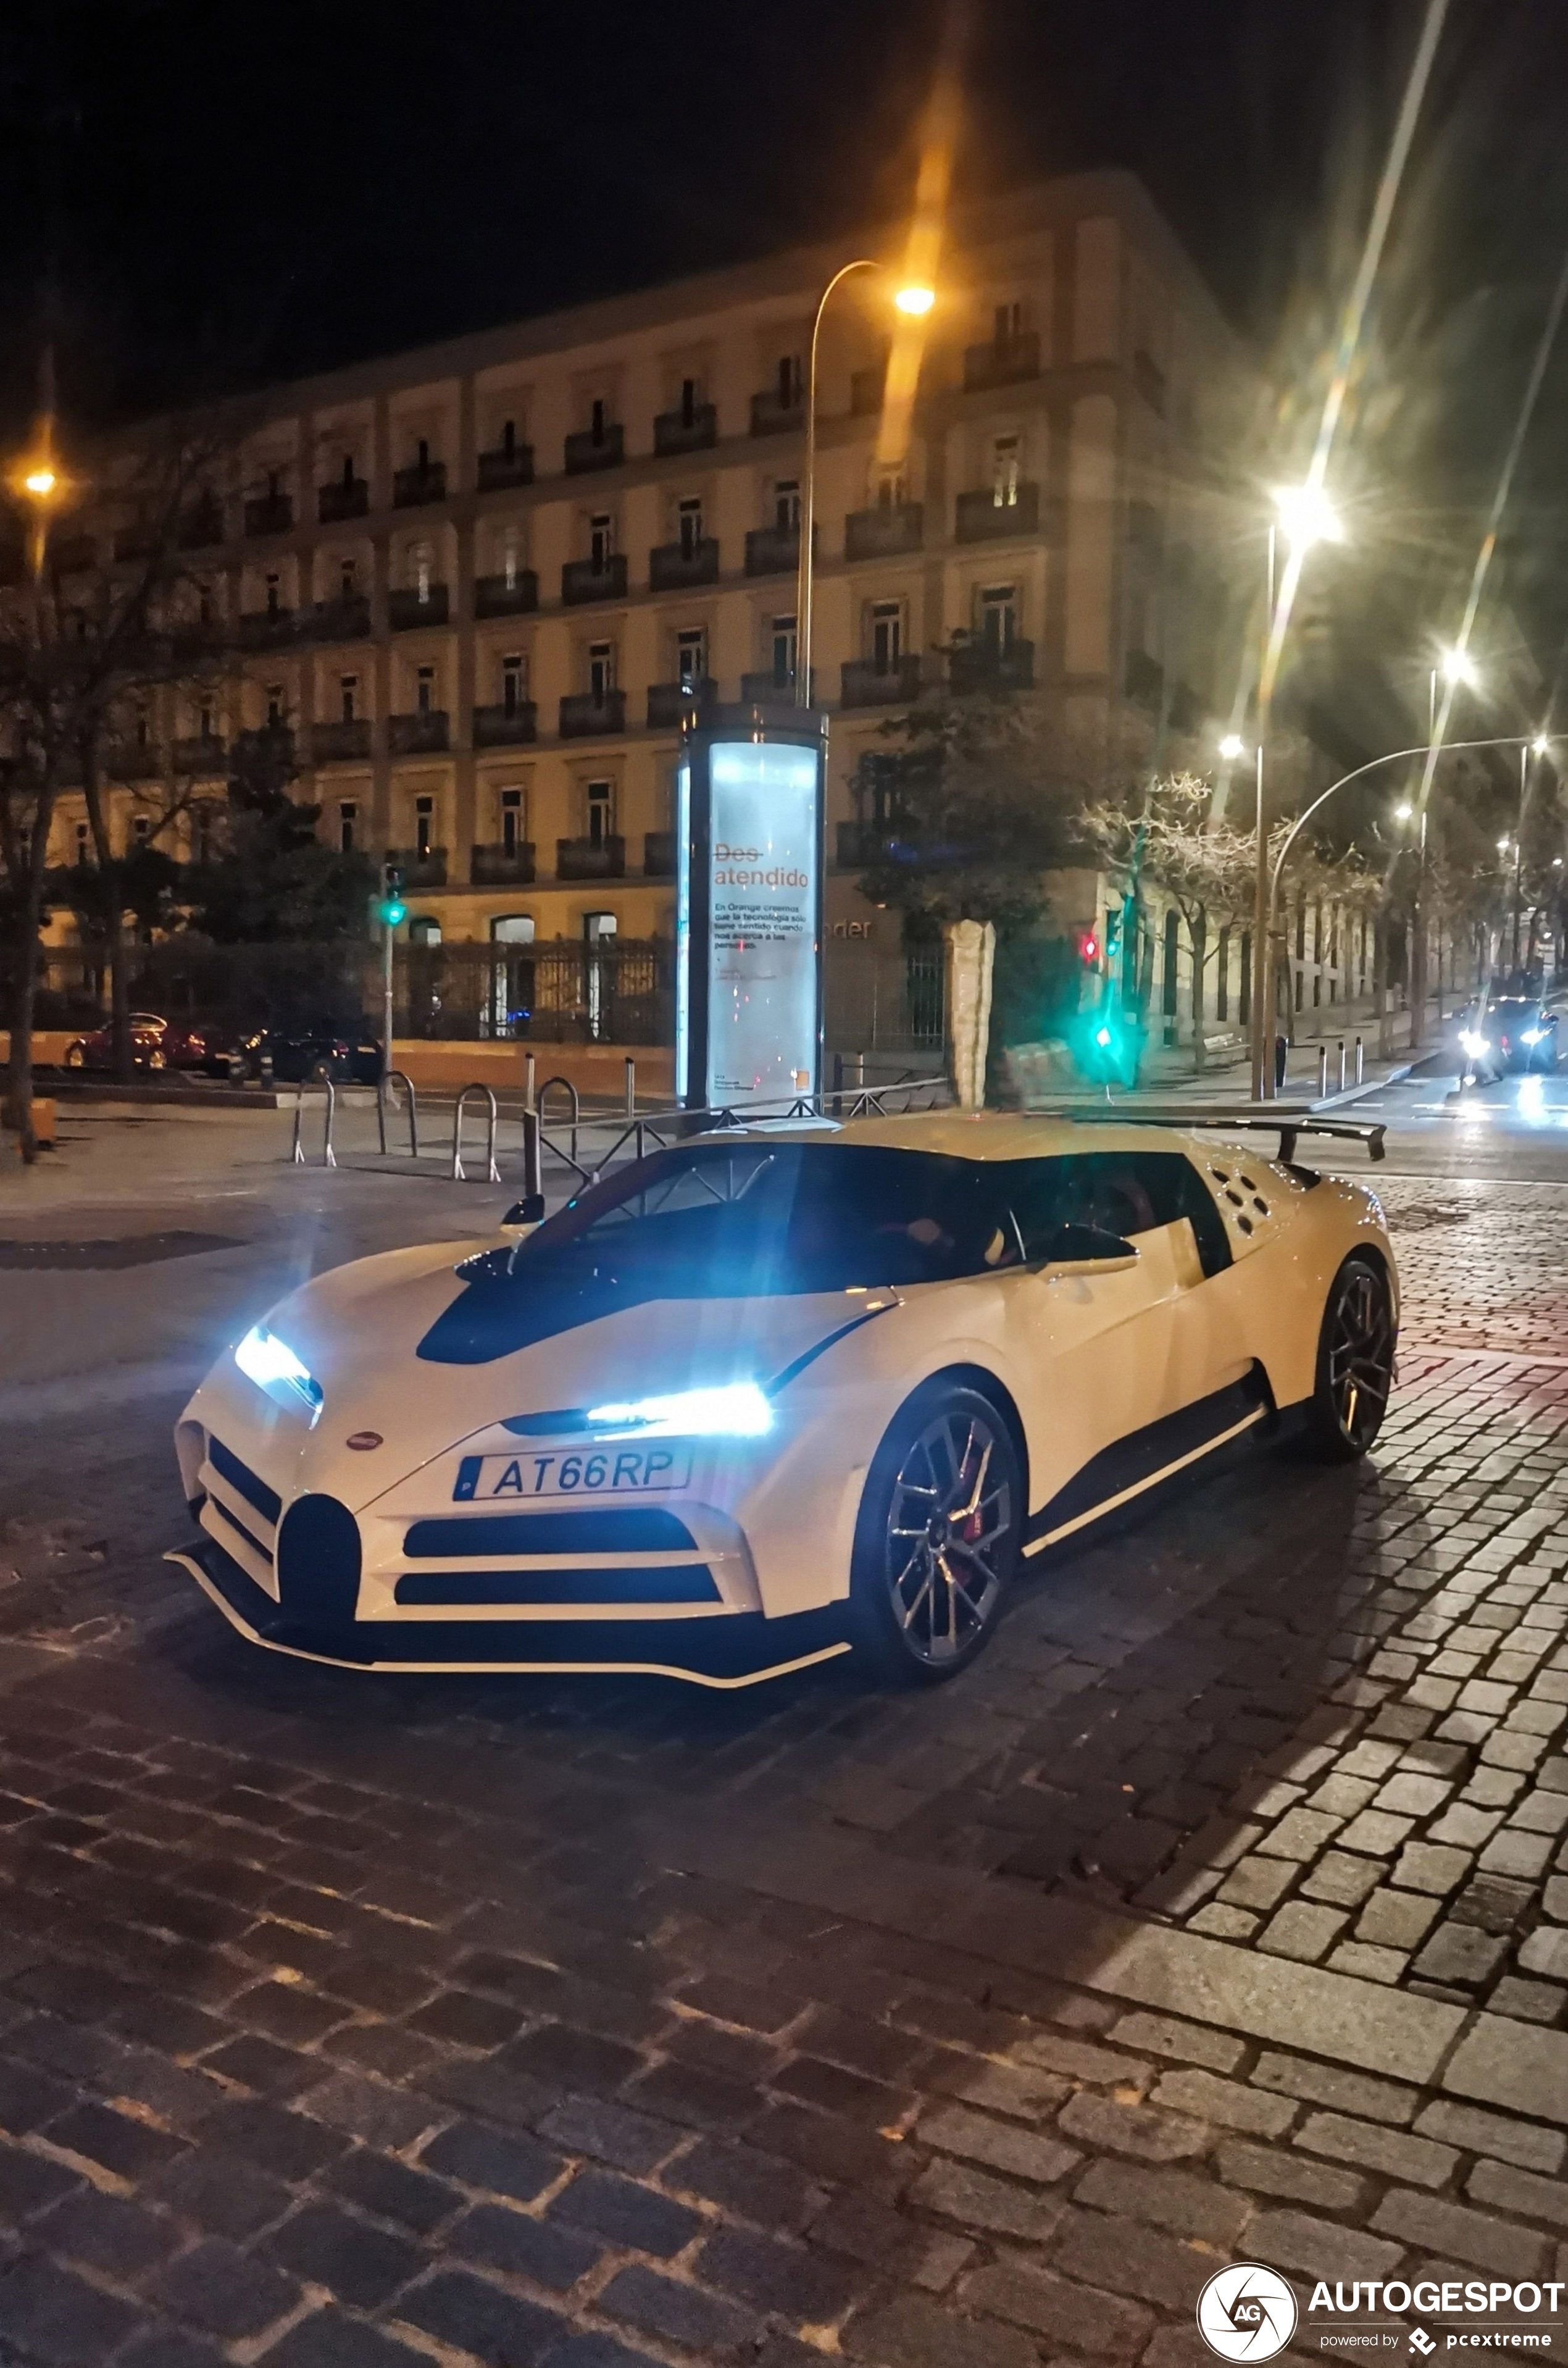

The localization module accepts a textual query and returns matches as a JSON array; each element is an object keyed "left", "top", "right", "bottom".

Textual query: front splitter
[{"left": 166, "top": 1538, "right": 853, "bottom": 1690}]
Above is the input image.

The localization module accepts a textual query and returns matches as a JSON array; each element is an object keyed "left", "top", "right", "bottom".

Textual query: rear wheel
[
  {"left": 1301, "top": 1253, "right": 1395, "bottom": 1462},
  {"left": 848, "top": 1384, "right": 1021, "bottom": 1684}
]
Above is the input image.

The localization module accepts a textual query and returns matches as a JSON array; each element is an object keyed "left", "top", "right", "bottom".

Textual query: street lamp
[
  {"left": 1249, "top": 481, "right": 1344, "bottom": 1097},
  {"left": 796, "top": 262, "right": 936, "bottom": 708},
  {"left": 1218, "top": 733, "right": 1246, "bottom": 763},
  {"left": 1395, "top": 801, "right": 1413, "bottom": 821}
]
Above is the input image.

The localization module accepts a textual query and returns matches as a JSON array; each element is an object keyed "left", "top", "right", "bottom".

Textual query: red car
[{"left": 63, "top": 1012, "right": 224, "bottom": 1074}]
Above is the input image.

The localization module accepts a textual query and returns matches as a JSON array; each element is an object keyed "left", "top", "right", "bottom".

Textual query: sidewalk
[{"left": 1023, "top": 992, "right": 1454, "bottom": 1111}]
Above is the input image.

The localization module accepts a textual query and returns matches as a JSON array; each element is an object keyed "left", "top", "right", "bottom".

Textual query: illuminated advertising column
[{"left": 677, "top": 713, "right": 827, "bottom": 1109}]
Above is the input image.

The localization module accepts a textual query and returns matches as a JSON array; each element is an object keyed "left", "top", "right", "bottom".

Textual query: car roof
[{"left": 695, "top": 1111, "right": 1245, "bottom": 1163}]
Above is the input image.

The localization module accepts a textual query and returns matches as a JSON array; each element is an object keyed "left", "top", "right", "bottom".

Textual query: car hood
[{"left": 212, "top": 1240, "right": 891, "bottom": 1510}]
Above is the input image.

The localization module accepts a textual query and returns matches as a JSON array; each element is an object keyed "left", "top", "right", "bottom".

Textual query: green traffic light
[{"left": 379, "top": 898, "right": 406, "bottom": 928}]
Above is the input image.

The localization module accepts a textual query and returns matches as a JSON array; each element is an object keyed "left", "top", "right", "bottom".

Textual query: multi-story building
[{"left": 47, "top": 169, "right": 1253, "bottom": 1030}]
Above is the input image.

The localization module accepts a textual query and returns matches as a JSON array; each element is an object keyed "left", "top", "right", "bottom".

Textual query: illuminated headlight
[
  {"left": 584, "top": 1382, "right": 772, "bottom": 1437},
  {"left": 235, "top": 1324, "right": 323, "bottom": 1422},
  {"left": 1460, "top": 1031, "right": 1490, "bottom": 1058},
  {"left": 1522, "top": 1027, "right": 1545, "bottom": 1045}
]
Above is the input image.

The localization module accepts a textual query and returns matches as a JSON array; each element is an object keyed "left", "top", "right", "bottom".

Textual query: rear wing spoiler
[{"left": 1035, "top": 1104, "right": 1387, "bottom": 1165}]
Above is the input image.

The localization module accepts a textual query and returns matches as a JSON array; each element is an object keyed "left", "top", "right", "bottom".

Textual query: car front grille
[
  {"left": 397, "top": 1504, "right": 715, "bottom": 1607},
  {"left": 395, "top": 1566, "right": 720, "bottom": 1606},
  {"left": 199, "top": 1434, "right": 281, "bottom": 1587}
]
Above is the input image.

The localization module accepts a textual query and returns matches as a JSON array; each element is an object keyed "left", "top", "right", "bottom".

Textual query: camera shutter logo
[{"left": 1197, "top": 2265, "right": 1298, "bottom": 2362}]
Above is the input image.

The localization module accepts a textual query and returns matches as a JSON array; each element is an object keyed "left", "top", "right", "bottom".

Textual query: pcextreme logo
[{"left": 1198, "top": 2265, "right": 1300, "bottom": 2361}]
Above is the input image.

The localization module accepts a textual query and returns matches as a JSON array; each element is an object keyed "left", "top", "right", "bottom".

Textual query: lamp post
[
  {"left": 1511, "top": 735, "right": 1551, "bottom": 976},
  {"left": 1409, "top": 645, "right": 1480, "bottom": 1035},
  {"left": 1248, "top": 483, "right": 1344, "bottom": 1098},
  {"left": 795, "top": 265, "right": 935, "bottom": 708}
]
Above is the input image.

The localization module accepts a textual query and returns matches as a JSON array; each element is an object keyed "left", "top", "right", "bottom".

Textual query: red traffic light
[{"left": 1077, "top": 931, "right": 1100, "bottom": 964}]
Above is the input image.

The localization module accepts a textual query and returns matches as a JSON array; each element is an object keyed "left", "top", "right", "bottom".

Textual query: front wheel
[
  {"left": 1300, "top": 1253, "right": 1396, "bottom": 1462},
  {"left": 848, "top": 1384, "right": 1022, "bottom": 1684}
]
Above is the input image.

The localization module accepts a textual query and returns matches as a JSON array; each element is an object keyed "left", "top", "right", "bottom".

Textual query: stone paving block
[
  {"left": 395, "top": 2267, "right": 567, "bottom": 2365},
  {"left": 152, "top": 2236, "right": 301, "bottom": 2339},
  {"left": 1074, "top": 2157, "right": 1249, "bottom": 2246},
  {"left": 1256, "top": 1810, "right": 1345, "bottom": 1861},
  {"left": 1057, "top": 2093, "right": 1207, "bottom": 2162},
  {"left": 551, "top": 2167, "right": 701, "bottom": 2257},
  {"left": 1353, "top": 1889, "right": 1441, "bottom": 1951},
  {"left": 919, "top": 2103, "right": 1080, "bottom": 2185},
  {"left": 1293, "top": 2107, "right": 1457, "bottom": 2187},
  {"left": 1483, "top": 1731, "right": 1550, "bottom": 1773},
  {"left": 1214, "top": 2139, "right": 1369, "bottom": 2212},
  {"left": 1188, "top": 1903, "right": 1260, "bottom": 1939},
  {"left": 1258, "top": 1902, "right": 1349, "bottom": 1962},
  {"left": 846, "top": 2293, "right": 1036, "bottom": 2368},
  {"left": 1511, "top": 1793, "right": 1568, "bottom": 1835},
  {"left": 0, "top": 2253, "right": 146, "bottom": 2362},
  {"left": 1519, "top": 1928, "right": 1568, "bottom": 1981},
  {"left": 1148, "top": 2069, "right": 1295, "bottom": 2135},
  {"left": 1301, "top": 1851, "right": 1386, "bottom": 1907},
  {"left": 1414, "top": 1922, "right": 1511, "bottom": 1985},
  {"left": 1012, "top": 2033, "right": 1148, "bottom": 2085},
  {"left": 1327, "top": 1941, "right": 1407, "bottom": 1984},
  {"left": 909, "top": 2153, "right": 1062, "bottom": 2242},
  {"left": 1246, "top": 2206, "right": 1403, "bottom": 2282},
  {"left": 1336, "top": 1810, "right": 1416, "bottom": 1857},
  {"left": 1216, "top": 1855, "right": 1299, "bottom": 1910},
  {"left": 1480, "top": 1830, "right": 1554, "bottom": 1880},
  {"left": 1252, "top": 2053, "right": 1419, "bottom": 2125},
  {"left": 256, "top": 2309, "right": 432, "bottom": 2368},
  {"left": 1414, "top": 2100, "right": 1567, "bottom": 2173},
  {"left": 451, "top": 2201, "right": 603, "bottom": 2291},
  {"left": 1374, "top": 1773, "right": 1454, "bottom": 1818},
  {"left": 418, "top": 2120, "right": 562, "bottom": 2206},
  {"left": 1467, "top": 2156, "right": 1568, "bottom": 2231},
  {"left": 958, "top": 2258, "right": 1154, "bottom": 2356},
  {"left": 597, "top": 2264, "right": 761, "bottom": 2358},
  {"left": 1049, "top": 2205, "right": 1211, "bottom": 2311},
  {"left": 697, "top": 2222, "right": 861, "bottom": 2320},
  {"left": 324, "top": 2147, "right": 459, "bottom": 2236},
  {"left": 1370, "top": 2189, "right": 1549, "bottom": 2278},
  {"left": 1106, "top": 2014, "right": 1243, "bottom": 2073},
  {"left": 1487, "top": 1977, "right": 1567, "bottom": 2024}
]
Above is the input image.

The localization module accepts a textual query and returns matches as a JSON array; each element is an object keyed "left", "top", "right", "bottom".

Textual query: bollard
[
  {"left": 1317, "top": 1045, "right": 1328, "bottom": 1100},
  {"left": 522, "top": 1107, "right": 543, "bottom": 1205},
  {"left": 625, "top": 1055, "right": 635, "bottom": 1118},
  {"left": 524, "top": 1052, "right": 536, "bottom": 1113},
  {"left": 831, "top": 1050, "right": 844, "bottom": 1118},
  {"left": 1336, "top": 1039, "right": 1346, "bottom": 1094},
  {"left": 1355, "top": 1035, "right": 1364, "bottom": 1084}
]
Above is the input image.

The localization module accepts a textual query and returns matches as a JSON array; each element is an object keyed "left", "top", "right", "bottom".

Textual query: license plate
[{"left": 452, "top": 1447, "right": 693, "bottom": 1502}]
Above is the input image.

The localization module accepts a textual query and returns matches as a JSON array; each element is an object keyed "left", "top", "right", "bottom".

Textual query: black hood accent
[{"left": 417, "top": 1264, "right": 676, "bottom": 1365}]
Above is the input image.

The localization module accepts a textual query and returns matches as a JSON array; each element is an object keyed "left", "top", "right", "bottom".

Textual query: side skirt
[{"left": 1023, "top": 1371, "right": 1270, "bottom": 1560}]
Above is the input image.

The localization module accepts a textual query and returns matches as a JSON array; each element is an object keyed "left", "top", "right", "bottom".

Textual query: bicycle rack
[
  {"left": 536, "top": 1074, "right": 581, "bottom": 1165},
  {"left": 451, "top": 1082, "right": 501, "bottom": 1182},
  {"left": 291, "top": 1079, "right": 337, "bottom": 1169},
  {"left": 377, "top": 1069, "right": 419, "bottom": 1158}
]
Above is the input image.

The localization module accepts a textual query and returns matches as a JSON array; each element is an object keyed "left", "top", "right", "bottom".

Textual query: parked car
[
  {"left": 62, "top": 1013, "right": 228, "bottom": 1075},
  {"left": 1457, "top": 995, "right": 1563, "bottom": 1081},
  {"left": 231, "top": 1026, "right": 383, "bottom": 1085}
]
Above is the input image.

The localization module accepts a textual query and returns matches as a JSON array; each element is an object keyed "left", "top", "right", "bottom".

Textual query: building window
[
  {"left": 340, "top": 556, "right": 357, "bottom": 598},
  {"left": 586, "top": 779, "right": 614, "bottom": 847},
  {"left": 874, "top": 469, "right": 906, "bottom": 511},
  {"left": 264, "top": 682, "right": 284, "bottom": 727},
  {"left": 503, "top": 529, "right": 522, "bottom": 590},
  {"left": 869, "top": 600, "right": 904, "bottom": 674},
  {"left": 131, "top": 813, "right": 151, "bottom": 844},
  {"left": 500, "top": 418, "right": 517, "bottom": 459},
  {"left": 995, "top": 299, "right": 1024, "bottom": 343},
  {"left": 502, "top": 654, "right": 525, "bottom": 716},
  {"left": 590, "top": 396, "right": 607, "bottom": 444},
  {"left": 859, "top": 750, "right": 903, "bottom": 830},
  {"left": 413, "top": 544, "right": 433, "bottom": 601},
  {"left": 338, "top": 800, "right": 357, "bottom": 853},
  {"left": 339, "top": 673, "right": 358, "bottom": 723},
  {"left": 676, "top": 627, "right": 707, "bottom": 690},
  {"left": 677, "top": 496, "right": 703, "bottom": 559},
  {"left": 590, "top": 512, "right": 614, "bottom": 570},
  {"left": 415, "top": 664, "right": 436, "bottom": 718},
  {"left": 415, "top": 793, "right": 435, "bottom": 857},
  {"left": 770, "top": 613, "right": 797, "bottom": 685},
  {"left": 416, "top": 435, "right": 430, "bottom": 472},
  {"left": 588, "top": 640, "right": 615, "bottom": 701},
  {"left": 192, "top": 807, "right": 211, "bottom": 864},
  {"left": 774, "top": 478, "right": 801, "bottom": 531},
  {"left": 133, "top": 705, "right": 151, "bottom": 748},
  {"left": 264, "top": 571, "right": 281, "bottom": 619},
  {"left": 991, "top": 435, "right": 1020, "bottom": 508},
  {"left": 198, "top": 699, "right": 216, "bottom": 740},
  {"left": 680, "top": 376, "right": 698, "bottom": 425},
  {"left": 499, "top": 786, "right": 523, "bottom": 855},
  {"left": 775, "top": 355, "right": 801, "bottom": 408},
  {"left": 978, "top": 584, "right": 1018, "bottom": 653}
]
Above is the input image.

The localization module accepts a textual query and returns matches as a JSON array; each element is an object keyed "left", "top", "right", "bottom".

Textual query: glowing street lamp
[
  {"left": 1440, "top": 644, "right": 1480, "bottom": 690},
  {"left": 1273, "top": 482, "right": 1344, "bottom": 551},
  {"left": 1218, "top": 734, "right": 1246, "bottom": 762},
  {"left": 893, "top": 284, "right": 936, "bottom": 315},
  {"left": 1395, "top": 801, "right": 1413, "bottom": 821},
  {"left": 1532, "top": 733, "right": 1551, "bottom": 758}
]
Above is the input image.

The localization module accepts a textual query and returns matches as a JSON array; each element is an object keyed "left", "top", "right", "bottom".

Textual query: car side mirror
[
  {"left": 502, "top": 1195, "right": 546, "bottom": 1229},
  {"left": 1038, "top": 1221, "right": 1140, "bottom": 1277}
]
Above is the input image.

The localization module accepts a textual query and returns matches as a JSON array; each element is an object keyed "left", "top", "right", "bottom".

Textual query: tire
[
  {"left": 848, "top": 1383, "right": 1022, "bottom": 1684},
  {"left": 1300, "top": 1253, "right": 1396, "bottom": 1462}
]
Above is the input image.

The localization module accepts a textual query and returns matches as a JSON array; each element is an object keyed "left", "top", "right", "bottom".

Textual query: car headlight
[
  {"left": 235, "top": 1324, "right": 323, "bottom": 1422},
  {"left": 1460, "top": 1031, "right": 1490, "bottom": 1057},
  {"left": 1522, "top": 1027, "right": 1545, "bottom": 1045},
  {"left": 584, "top": 1382, "right": 772, "bottom": 1437}
]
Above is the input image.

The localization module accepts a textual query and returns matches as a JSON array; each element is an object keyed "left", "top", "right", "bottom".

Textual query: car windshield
[{"left": 510, "top": 1142, "right": 1020, "bottom": 1295}]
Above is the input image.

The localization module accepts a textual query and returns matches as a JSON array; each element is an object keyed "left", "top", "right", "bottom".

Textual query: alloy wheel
[
  {"left": 883, "top": 1407, "right": 1012, "bottom": 1667},
  {"left": 1325, "top": 1262, "right": 1394, "bottom": 1449}
]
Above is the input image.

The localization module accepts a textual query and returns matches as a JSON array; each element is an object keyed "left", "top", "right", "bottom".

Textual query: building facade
[{"left": 48, "top": 171, "right": 1252, "bottom": 1023}]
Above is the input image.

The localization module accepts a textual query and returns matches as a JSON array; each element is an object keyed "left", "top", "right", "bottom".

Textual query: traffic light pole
[{"left": 381, "top": 922, "right": 395, "bottom": 1084}]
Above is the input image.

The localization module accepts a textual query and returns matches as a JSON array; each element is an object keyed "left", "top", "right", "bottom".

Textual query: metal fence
[
  {"left": 20, "top": 940, "right": 377, "bottom": 1035},
  {"left": 399, "top": 937, "right": 672, "bottom": 1044},
  {"left": 823, "top": 941, "right": 945, "bottom": 1060}
]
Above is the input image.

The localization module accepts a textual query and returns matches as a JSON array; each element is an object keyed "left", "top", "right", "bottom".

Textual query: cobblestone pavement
[{"left": 0, "top": 1172, "right": 1567, "bottom": 2365}]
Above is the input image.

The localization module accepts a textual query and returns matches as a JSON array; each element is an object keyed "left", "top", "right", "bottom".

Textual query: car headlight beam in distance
[
  {"left": 235, "top": 1324, "right": 324, "bottom": 1422},
  {"left": 1521, "top": 1027, "right": 1545, "bottom": 1045},
  {"left": 1459, "top": 1031, "right": 1491, "bottom": 1059},
  {"left": 583, "top": 1381, "right": 772, "bottom": 1437}
]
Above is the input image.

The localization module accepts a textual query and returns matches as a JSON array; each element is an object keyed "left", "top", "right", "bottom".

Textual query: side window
[
  {"left": 1009, "top": 1159, "right": 1069, "bottom": 1263},
  {"left": 1008, "top": 1151, "right": 1232, "bottom": 1273}
]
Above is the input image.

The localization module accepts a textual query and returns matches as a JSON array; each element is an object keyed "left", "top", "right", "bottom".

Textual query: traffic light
[
  {"left": 1077, "top": 929, "right": 1100, "bottom": 966},
  {"left": 1070, "top": 1005, "right": 1141, "bottom": 1089},
  {"left": 377, "top": 863, "right": 406, "bottom": 929}
]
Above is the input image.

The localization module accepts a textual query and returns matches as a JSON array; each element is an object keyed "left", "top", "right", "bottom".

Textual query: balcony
[
  {"left": 244, "top": 492, "right": 294, "bottom": 537},
  {"left": 749, "top": 388, "right": 804, "bottom": 437},
  {"left": 386, "top": 847, "right": 448, "bottom": 890},
  {"left": 393, "top": 460, "right": 447, "bottom": 508},
  {"left": 740, "top": 667, "right": 814, "bottom": 706},
  {"left": 561, "top": 554, "right": 628, "bottom": 605},
  {"left": 172, "top": 735, "right": 227, "bottom": 776},
  {"left": 236, "top": 605, "right": 296, "bottom": 649},
  {"left": 233, "top": 724, "right": 296, "bottom": 775},
  {"left": 388, "top": 710, "right": 450, "bottom": 756},
  {"left": 310, "top": 718, "right": 373, "bottom": 764},
  {"left": 954, "top": 482, "right": 1041, "bottom": 543},
  {"left": 646, "top": 679, "right": 715, "bottom": 729},
  {"left": 470, "top": 842, "right": 536, "bottom": 887},
  {"left": 474, "top": 570, "right": 538, "bottom": 617},
  {"left": 317, "top": 476, "right": 369, "bottom": 523},
  {"left": 844, "top": 502, "right": 924, "bottom": 561},
  {"left": 744, "top": 522, "right": 801, "bottom": 577},
  {"left": 177, "top": 498, "right": 226, "bottom": 551},
  {"left": 962, "top": 332, "right": 1041, "bottom": 392},
  {"left": 388, "top": 584, "right": 449, "bottom": 630},
  {"left": 473, "top": 702, "right": 538, "bottom": 748},
  {"left": 649, "top": 537, "right": 719, "bottom": 591},
  {"left": 305, "top": 593, "right": 372, "bottom": 642},
  {"left": 559, "top": 690, "right": 627, "bottom": 739},
  {"left": 477, "top": 443, "right": 535, "bottom": 491},
  {"left": 654, "top": 403, "right": 718, "bottom": 455},
  {"left": 104, "top": 742, "right": 163, "bottom": 782},
  {"left": 564, "top": 422, "right": 625, "bottom": 474},
  {"left": 842, "top": 656, "right": 923, "bottom": 709},
  {"left": 643, "top": 830, "right": 677, "bottom": 877},
  {"left": 949, "top": 637, "right": 1035, "bottom": 695},
  {"left": 557, "top": 835, "right": 625, "bottom": 881}
]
